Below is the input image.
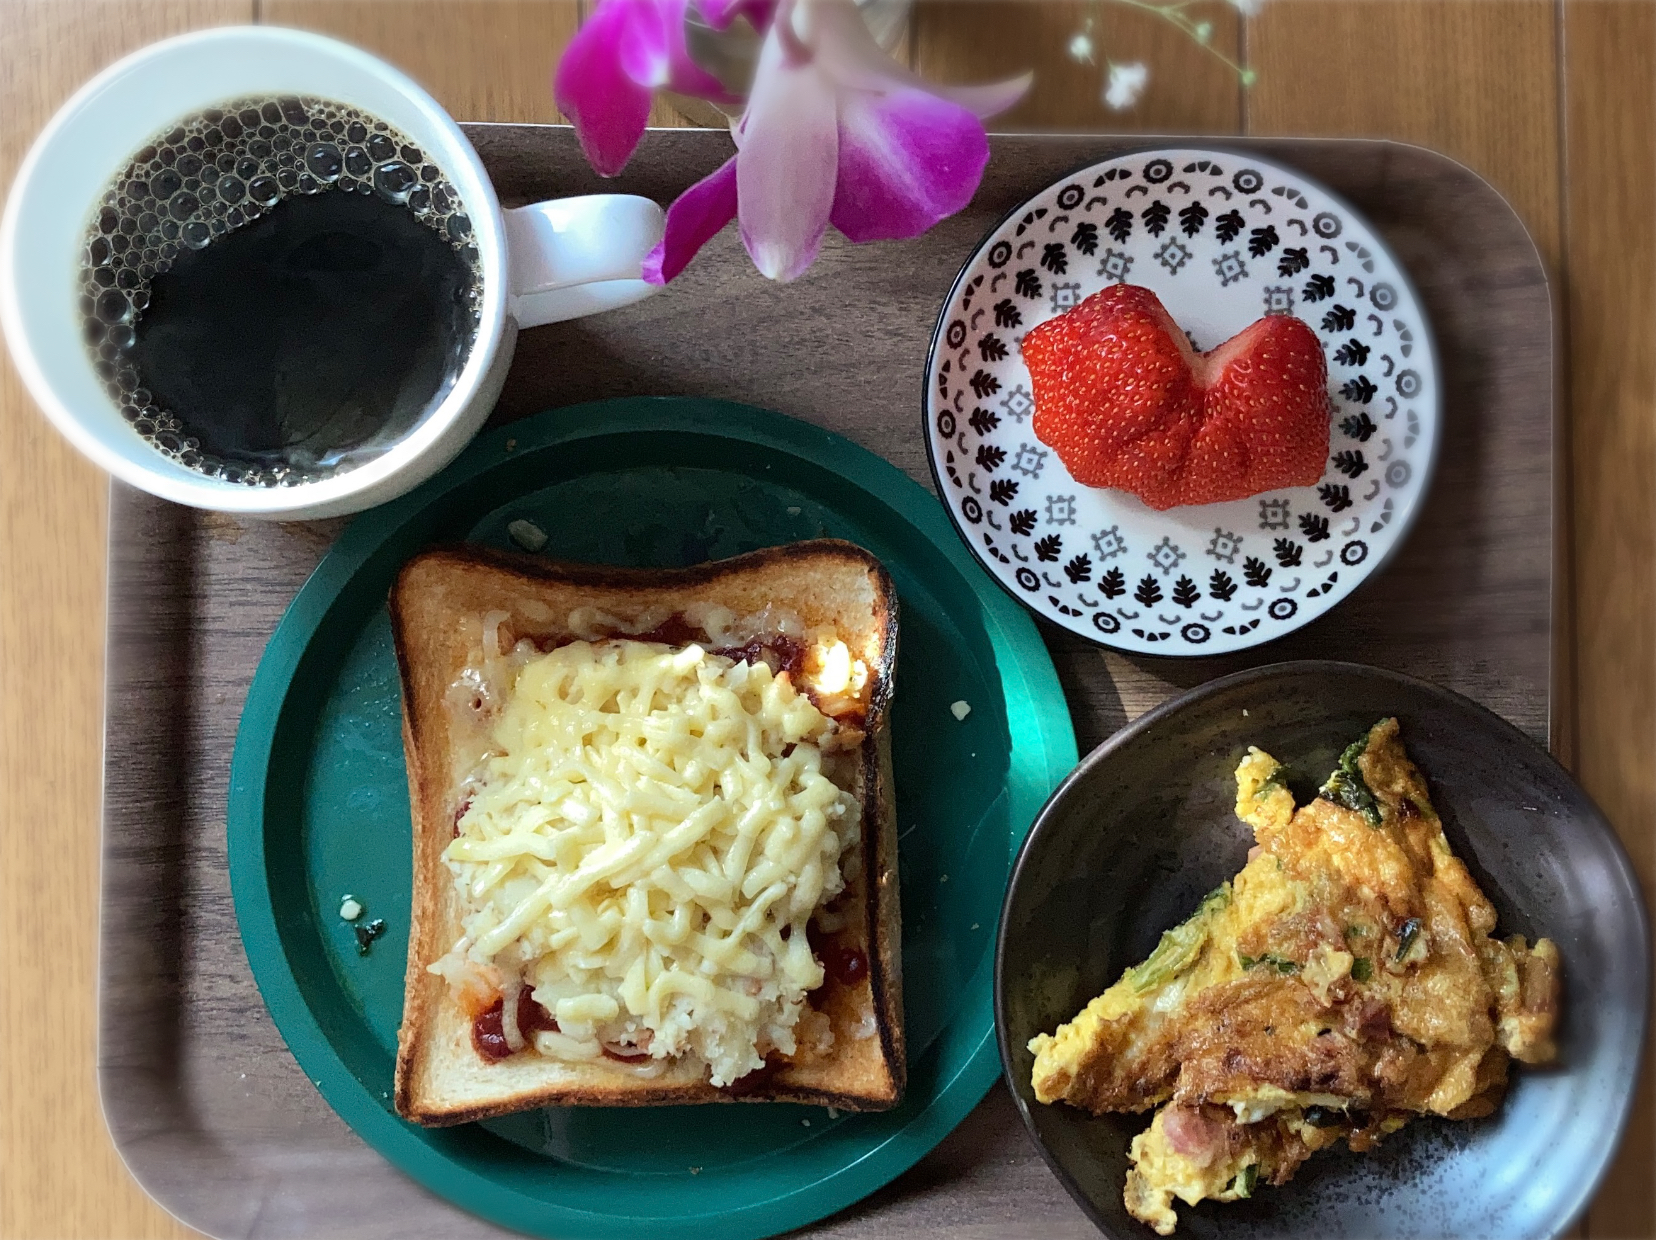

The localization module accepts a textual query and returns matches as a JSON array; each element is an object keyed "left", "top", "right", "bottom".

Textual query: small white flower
[
  {"left": 1068, "top": 32, "right": 1095, "bottom": 64},
  {"left": 1104, "top": 62, "right": 1149, "bottom": 111},
  {"left": 1228, "top": 0, "right": 1265, "bottom": 14}
]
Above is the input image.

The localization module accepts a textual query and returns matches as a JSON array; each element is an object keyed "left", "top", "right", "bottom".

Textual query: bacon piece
[{"left": 1161, "top": 1106, "right": 1228, "bottom": 1166}]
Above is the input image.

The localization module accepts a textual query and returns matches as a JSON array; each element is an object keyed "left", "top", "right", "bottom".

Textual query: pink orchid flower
[
  {"left": 555, "top": 0, "right": 1029, "bottom": 283},
  {"left": 553, "top": 0, "right": 739, "bottom": 178}
]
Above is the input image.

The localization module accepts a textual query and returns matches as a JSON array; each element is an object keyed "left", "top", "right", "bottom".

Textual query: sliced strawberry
[
  {"left": 1198, "top": 315, "right": 1330, "bottom": 498},
  {"left": 1024, "top": 285, "right": 1328, "bottom": 509},
  {"left": 1026, "top": 285, "right": 1199, "bottom": 509}
]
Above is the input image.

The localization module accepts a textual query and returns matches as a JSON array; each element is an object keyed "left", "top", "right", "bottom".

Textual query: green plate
[{"left": 228, "top": 397, "right": 1077, "bottom": 1239}]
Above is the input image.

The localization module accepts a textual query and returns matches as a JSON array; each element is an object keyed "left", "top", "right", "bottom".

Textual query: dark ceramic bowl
[{"left": 996, "top": 661, "right": 1649, "bottom": 1240}]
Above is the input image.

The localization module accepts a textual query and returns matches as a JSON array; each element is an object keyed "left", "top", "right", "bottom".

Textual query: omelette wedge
[{"left": 1028, "top": 718, "right": 1561, "bottom": 1235}]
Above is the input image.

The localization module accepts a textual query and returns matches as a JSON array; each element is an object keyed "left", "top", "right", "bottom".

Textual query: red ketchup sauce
[
  {"left": 628, "top": 615, "right": 703, "bottom": 647},
  {"left": 520, "top": 619, "right": 869, "bottom": 726},
  {"left": 824, "top": 944, "right": 869, "bottom": 986},
  {"left": 550, "top": 615, "right": 808, "bottom": 680},
  {"left": 471, "top": 988, "right": 559, "bottom": 1062},
  {"left": 806, "top": 921, "right": 870, "bottom": 989},
  {"left": 722, "top": 1056, "right": 784, "bottom": 1096},
  {"left": 710, "top": 634, "right": 805, "bottom": 678}
]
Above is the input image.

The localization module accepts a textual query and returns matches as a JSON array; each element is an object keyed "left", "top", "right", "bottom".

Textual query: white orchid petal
[
  {"left": 926, "top": 73, "right": 1033, "bottom": 120},
  {"left": 798, "top": 0, "right": 1027, "bottom": 117},
  {"left": 797, "top": 0, "right": 917, "bottom": 91},
  {"left": 736, "top": 20, "right": 839, "bottom": 280}
]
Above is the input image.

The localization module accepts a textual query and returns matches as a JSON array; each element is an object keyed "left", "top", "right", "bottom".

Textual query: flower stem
[{"left": 1091, "top": 0, "right": 1256, "bottom": 86}]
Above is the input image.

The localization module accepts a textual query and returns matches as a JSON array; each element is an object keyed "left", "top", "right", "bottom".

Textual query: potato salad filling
[{"left": 430, "top": 636, "right": 863, "bottom": 1087}]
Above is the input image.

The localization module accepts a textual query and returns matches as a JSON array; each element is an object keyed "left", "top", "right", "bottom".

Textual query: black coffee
[{"left": 78, "top": 97, "right": 482, "bottom": 485}]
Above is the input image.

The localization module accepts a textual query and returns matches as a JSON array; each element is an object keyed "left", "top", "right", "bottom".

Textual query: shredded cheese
[{"left": 432, "top": 637, "right": 862, "bottom": 1086}]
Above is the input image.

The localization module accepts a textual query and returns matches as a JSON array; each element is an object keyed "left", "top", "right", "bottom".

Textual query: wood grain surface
[
  {"left": 1561, "top": 6, "right": 1656, "bottom": 1235},
  {"left": 1, "top": 3, "right": 1651, "bottom": 1238}
]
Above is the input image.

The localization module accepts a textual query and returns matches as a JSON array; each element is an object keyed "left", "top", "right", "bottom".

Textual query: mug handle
[{"left": 502, "top": 194, "right": 665, "bottom": 328}]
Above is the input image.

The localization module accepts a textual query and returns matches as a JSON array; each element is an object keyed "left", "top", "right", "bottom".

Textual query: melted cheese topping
[{"left": 432, "top": 638, "right": 862, "bottom": 1086}]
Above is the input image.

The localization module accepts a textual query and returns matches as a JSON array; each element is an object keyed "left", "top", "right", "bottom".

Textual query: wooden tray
[{"left": 100, "top": 127, "right": 1554, "bottom": 1240}]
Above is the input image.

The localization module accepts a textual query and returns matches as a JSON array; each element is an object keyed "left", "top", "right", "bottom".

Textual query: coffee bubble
[
  {"left": 374, "top": 161, "right": 416, "bottom": 201},
  {"left": 247, "top": 174, "right": 280, "bottom": 206},
  {"left": 80, "top": 95, "right": 482, "bottom": 486},
  {"left": 305, "top": 142, "right": 343, "bottom": 182},
  {"left": 95, "top": 290, "right": 130, "bottom": 323}
]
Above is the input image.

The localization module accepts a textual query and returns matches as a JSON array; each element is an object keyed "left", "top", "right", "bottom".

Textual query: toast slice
[{"left": 390, "top": 540, "right": 902, "bottom": 1125}]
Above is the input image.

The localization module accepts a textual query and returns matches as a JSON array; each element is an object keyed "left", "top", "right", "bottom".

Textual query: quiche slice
[{"left": 1028, "top": 718, "right": 1561, "bottom": 1235}]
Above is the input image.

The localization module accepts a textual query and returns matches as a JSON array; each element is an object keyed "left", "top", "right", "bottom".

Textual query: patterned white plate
[{"left": 923, "top": 149, "right": 1439, "bottom": 656}]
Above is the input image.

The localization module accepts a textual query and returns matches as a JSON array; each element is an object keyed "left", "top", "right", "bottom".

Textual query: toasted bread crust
[{"left": 389, "top": 540, "right": 902, "bottom": 1125}]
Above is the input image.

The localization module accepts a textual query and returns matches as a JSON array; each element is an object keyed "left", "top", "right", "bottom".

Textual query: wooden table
[{"left": 1, "top": 3, "right": 1649, "bottom": 1237}]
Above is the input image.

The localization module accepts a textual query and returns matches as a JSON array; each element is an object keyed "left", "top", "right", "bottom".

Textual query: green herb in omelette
[
  {"left": 1239, "top": 952, "right": 1300, "bottom": 975},
  {"left": 1130, "top": 886, "right": 1230, "bottom": 993},
  {"left": 1320, "top": 733, "right": 1383, "bottom": 826},
  {"left": 1228, "top": 1163, "right": 1259, "bottom": 1198}
]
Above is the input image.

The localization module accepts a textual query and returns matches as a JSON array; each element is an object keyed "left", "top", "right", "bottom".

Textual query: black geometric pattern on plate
[{"left": 926, "top": 148, "right": 1436, "bottom": 656}]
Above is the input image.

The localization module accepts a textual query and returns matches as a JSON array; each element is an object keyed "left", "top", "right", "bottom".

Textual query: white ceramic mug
[{"left": 0, "top": 26, "right": 665, "bottom": 519}]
